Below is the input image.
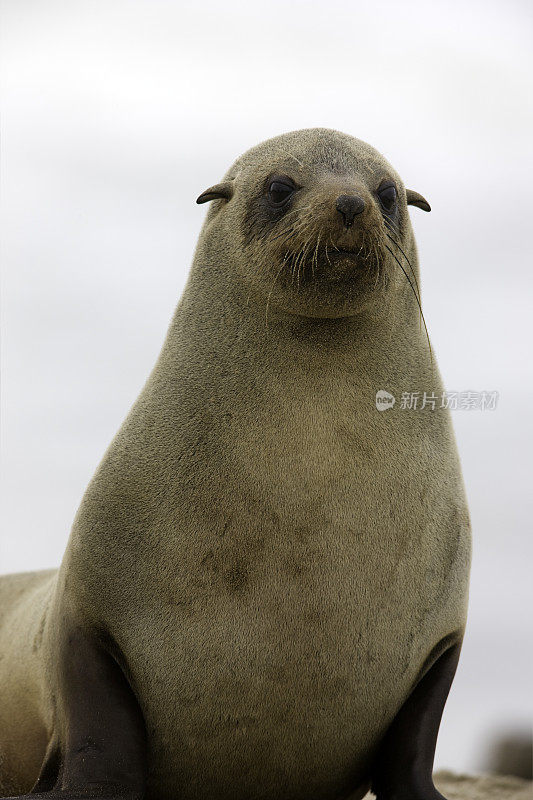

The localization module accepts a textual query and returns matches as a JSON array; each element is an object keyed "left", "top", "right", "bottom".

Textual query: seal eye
[
  {"left": 378, "top": 183, "right": 397, "bottom": 212},
  {"left": 268, "top": 180, "right": 295, "bottom": 206}
]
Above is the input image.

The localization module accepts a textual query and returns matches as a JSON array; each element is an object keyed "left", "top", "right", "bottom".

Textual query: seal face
[{"left": 198, "top": 128, "right": 429, "bottom": 319}]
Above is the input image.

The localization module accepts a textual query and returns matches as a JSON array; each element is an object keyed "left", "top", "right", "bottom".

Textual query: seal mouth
[
  {"left": 289, "top": 243, "right": 373, "bottom": 273},
  {"left": 328, "top": 247, "right": 360, "bottom": 260},
  {"left": 282, "top": 244, "right": 363, "bottom": 264},
  {"left": 276, "top": 240, "right": 383, "bottom": 291}
]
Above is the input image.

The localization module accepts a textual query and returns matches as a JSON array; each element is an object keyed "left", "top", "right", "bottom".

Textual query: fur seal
[{"left": 0, "top": 128, "right": 471, "bottom": 800}]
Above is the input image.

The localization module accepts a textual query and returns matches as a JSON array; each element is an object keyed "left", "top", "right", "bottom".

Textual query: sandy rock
[
  {"left": 363, "top": 771, "right": 533, "bottom": 799},
  {"left": 434, "top": 770, "right": 533, "bottom": 799}
]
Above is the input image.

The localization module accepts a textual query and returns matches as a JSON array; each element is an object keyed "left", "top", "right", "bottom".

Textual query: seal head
[{"left": 197, "top": 128, "right": 430, "bottom": 319}]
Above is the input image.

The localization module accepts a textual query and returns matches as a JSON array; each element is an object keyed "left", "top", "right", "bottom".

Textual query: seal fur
[{"left": 0, "top": 128, "right": 471, "bottom": 800}]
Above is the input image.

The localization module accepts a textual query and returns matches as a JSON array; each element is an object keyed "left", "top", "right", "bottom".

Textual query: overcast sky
[{"left": 1, "top": 0, "right": 532, "bottom": 775}]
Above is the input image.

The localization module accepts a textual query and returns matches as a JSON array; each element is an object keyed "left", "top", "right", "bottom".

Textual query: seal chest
[{"left": 97, "top": 356, "right": 468, "bottom": 800}]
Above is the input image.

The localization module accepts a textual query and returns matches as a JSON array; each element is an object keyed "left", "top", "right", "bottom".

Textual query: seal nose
[{"left": 336, "top": 194, "right": 365, "bottom": 228}]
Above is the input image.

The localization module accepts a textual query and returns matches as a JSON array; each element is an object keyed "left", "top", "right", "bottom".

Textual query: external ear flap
[
  {"left": 406, "top": 189, "right": 431, "bottom": 212},
  {"left": 196, "top": 181, "right": 234, "bottom": 205}
]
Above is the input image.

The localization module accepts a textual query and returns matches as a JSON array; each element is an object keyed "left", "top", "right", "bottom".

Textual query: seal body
[{"left": 0, "top": 129, "right": 471, "bottom": 800}]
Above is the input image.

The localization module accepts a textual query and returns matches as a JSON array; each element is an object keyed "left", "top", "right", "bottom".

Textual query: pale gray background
[{"left": 1, "top": 0, "right": 532, "bottom": 776}]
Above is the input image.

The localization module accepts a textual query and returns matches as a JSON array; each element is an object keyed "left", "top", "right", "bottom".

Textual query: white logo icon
[{"left": 375, "top": 390, "right": 396, "bottom": 411}]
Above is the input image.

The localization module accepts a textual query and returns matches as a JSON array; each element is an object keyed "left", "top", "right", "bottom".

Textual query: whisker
[
  {"left": 268, "top": 206, "right": 313, "bottom": 243},
  {"left": 384, "top": 243, "right": 432, "bottom": 363},
  {"left": 384, "top": 221, "right": 422, "bottom": 306},
  {"left": 312, "top": 233, "right": 321, "bottom": 278}
]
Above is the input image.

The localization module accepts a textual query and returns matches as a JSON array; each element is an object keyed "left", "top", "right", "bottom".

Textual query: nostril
[{"left": 336, "top": 194, "right": 365, "bottom": 228}]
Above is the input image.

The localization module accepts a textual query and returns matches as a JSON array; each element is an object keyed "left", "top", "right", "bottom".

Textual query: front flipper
[
  {"left": 371, "top": 637, "right": 462, "bottom": 800},
  {"left": 5, "top": 624, "right": 147, "bottom": 800}
]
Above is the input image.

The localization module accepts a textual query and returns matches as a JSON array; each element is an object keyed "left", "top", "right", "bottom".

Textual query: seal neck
[{"left": 160, "top": 255, "right": 434, "bottom": 390}]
